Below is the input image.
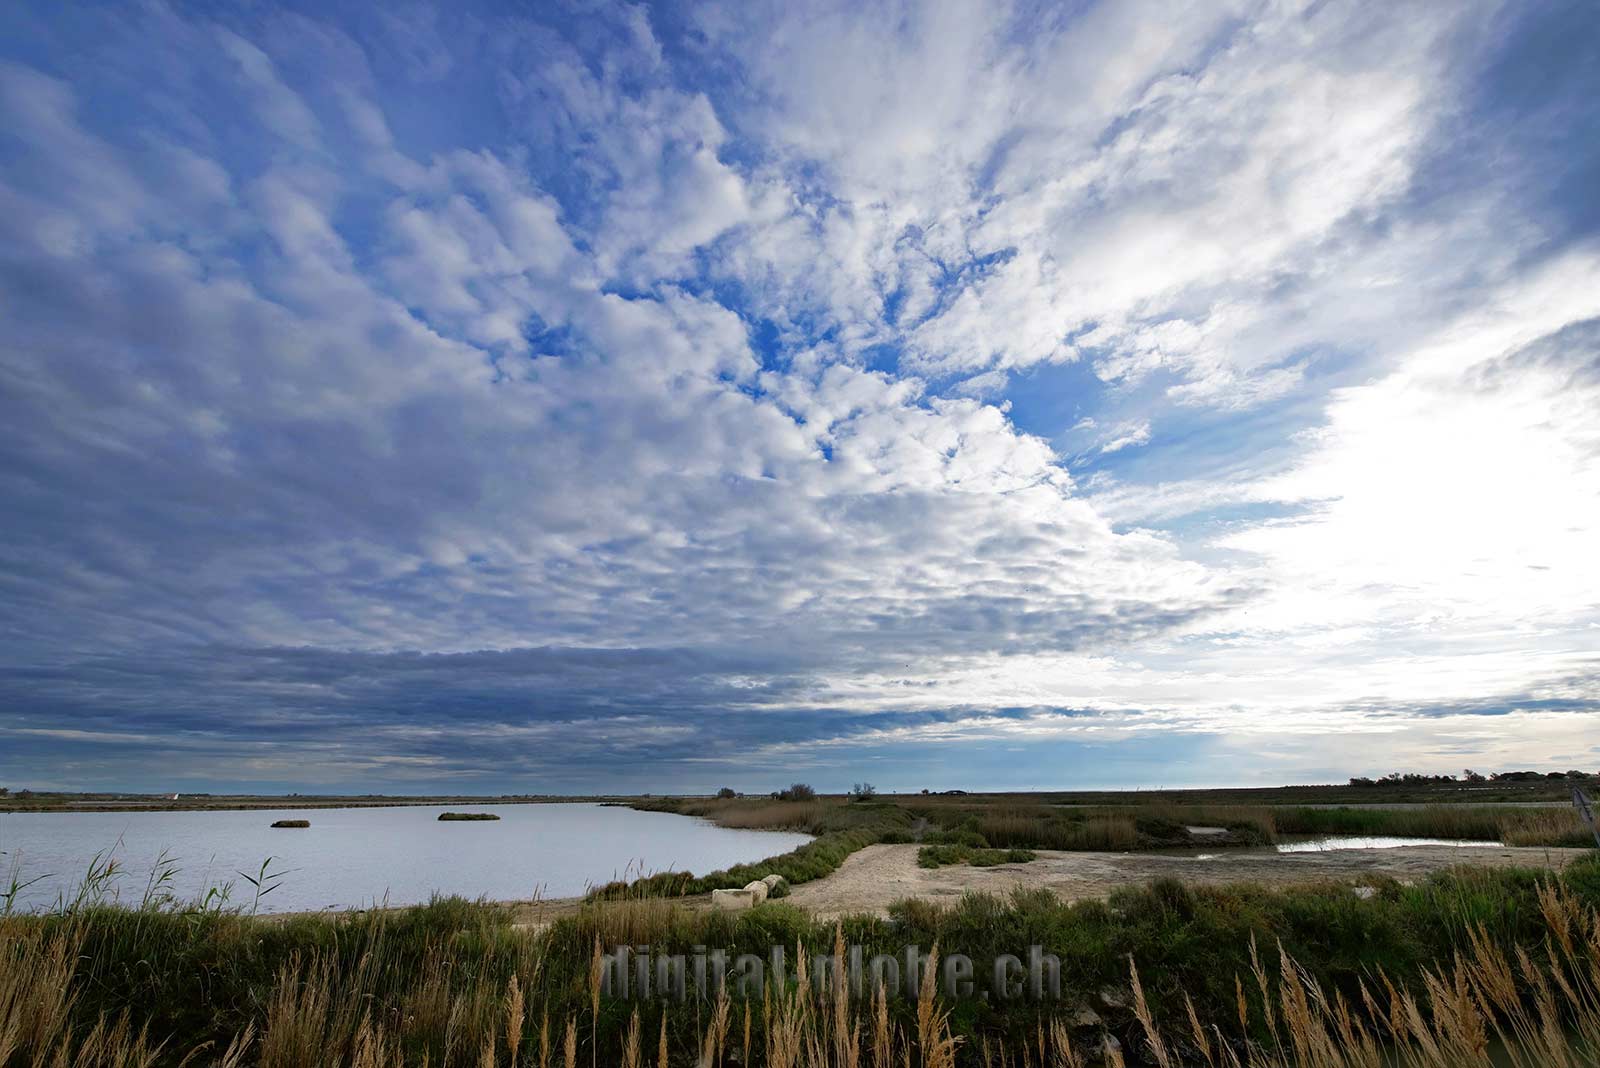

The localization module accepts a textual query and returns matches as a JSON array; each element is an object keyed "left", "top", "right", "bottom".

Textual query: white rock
[
  {"left": 1097, "top": 985, "right": 1131, "bottom": 1012},
  {"left": 711, "top": 888, "right": 755, "bottom": 911},
  {"left": 743, "top": 880, "right": 769, "bottom": 904}
]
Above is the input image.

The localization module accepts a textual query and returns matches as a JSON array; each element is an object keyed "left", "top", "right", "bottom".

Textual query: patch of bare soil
[
  {"left": 784, "top": 843, "right": 1592, "bottom": 920},
  {"left": 469, "top": 842, "right": 1590, "bottom": 928}
]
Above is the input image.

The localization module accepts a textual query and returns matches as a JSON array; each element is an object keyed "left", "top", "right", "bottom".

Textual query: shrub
[
  {"left": 715, "top": 787, "right": 737, "bottom": 799},
  {"left": 849, "top": 782, "right": 877, "bottom": 801},
  {"left": 975, "top": 848, "right": 1037, "bottom": 867},
  {"left": 917, "top": 844, "right": 1037, "bottom": 868},
  {"left": 922, "top": 828, "right": 989, "bottom": 849},
  {"left": 917, "top": 844, "right": 965, "bottom": 868},
  {"left": 1132, "top": 814, "right": 1190, "bottom": 846},
  {"left": 778, "top": 783, "right": 816, "bottom": 802},
  {"left": 590, "top": 828, "right": 884, "bottom": 900}
]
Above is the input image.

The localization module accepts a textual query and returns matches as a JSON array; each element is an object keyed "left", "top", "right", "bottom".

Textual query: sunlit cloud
[{"left": 0, "top": 0, "right": 1597, "bottom": 791}]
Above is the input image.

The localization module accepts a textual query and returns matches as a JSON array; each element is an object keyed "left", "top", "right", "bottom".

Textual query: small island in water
[
  {"left": 270, "top": 819, "right": 309, "bottom": 828},
  {"left": 438, "top": 811, "right": 500, "bottom": 821}
]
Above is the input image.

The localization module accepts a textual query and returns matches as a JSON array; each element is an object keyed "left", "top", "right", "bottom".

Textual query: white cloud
[
  {"left": 1221, "top": 253, "right": 1600, "bottom": 637},
  {"left": 0, "top": 53, "right": 1225, "bottom": 677},
  {"left": 1097, "top": 421, "right": 1151, "bottom": 456},
  {"left": 215, "top": 29, "right": 325, "bottom": 149},
  {"left": 3, "top": 0, "right": 1597, "bottom": 787},
  {"left": 698, "top": 0, "right": 1466, "bottom": 409}
]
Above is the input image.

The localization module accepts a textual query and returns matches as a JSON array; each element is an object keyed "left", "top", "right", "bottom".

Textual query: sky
[{"left": 0, "top": 0, "right": 1597, "bottom": 795}]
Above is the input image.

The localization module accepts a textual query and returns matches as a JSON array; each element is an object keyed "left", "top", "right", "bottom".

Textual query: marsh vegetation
[
  {"left": 611, "top": 795, "right": 1594, "bottom": 903},
  {"left": 4, "top": 855, "right": 1600, "bottom": 1066},
  {"left": 3, "top": 787, "right": 1597, "bottom": 1064}
]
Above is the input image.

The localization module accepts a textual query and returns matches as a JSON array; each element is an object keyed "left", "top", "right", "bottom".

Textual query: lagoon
[{"left": 0, "top": 803, "right": 811, "bottom": 914}]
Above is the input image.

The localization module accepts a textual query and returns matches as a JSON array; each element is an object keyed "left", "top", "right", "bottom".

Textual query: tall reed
[{"left": 5, "top": 853, "right": 1600, "bottom": 1066}]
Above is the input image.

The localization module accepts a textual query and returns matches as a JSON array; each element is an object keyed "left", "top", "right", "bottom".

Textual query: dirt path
[{"left": 784, "top": 843, "right": 1592, "bottom": 920}]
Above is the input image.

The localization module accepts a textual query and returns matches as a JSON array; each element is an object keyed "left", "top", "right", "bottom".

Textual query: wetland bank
[{"left": 4, "top": 783, "right": 1598, "bottom": 1066}]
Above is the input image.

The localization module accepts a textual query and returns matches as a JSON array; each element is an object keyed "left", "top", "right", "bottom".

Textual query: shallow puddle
[{"left": 1275, "top": 835, "right": 1502, "bottom": 852}]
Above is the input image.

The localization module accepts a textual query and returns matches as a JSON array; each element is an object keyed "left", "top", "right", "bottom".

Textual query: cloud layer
[{"left": 1, "top": 0, "right": 1597, "bottom": 791}]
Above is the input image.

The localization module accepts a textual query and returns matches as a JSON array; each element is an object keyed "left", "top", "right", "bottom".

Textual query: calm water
[
  {"left": 1275, "top": 835, "right": 1502, "bottom": 852},
  {"left": 0, "top": 804, "right": 811, "bottom": 914},
  {"left": 1191, "top": 835, "right": 1506, "bottom": 859}
]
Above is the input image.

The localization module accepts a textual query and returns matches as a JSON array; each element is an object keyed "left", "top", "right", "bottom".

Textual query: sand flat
[
  {"left": 497, "top": 841, "right": 1590, "bottom": 928},
  {"left": 782, "top": 843, "right": 1592, "bottom": 920}
]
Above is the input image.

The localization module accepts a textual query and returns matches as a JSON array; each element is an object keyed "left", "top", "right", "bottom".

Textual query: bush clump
[
  {"left": 922, "top": 828, "right": 990, "bottom": 848},
  {"left": 591, "top": 828, "right": 881, "bottom": 900},
  {"left": 918, "top": 844, "right": 1037, "bottom": 868},
  {"left": 437, "top": 812, "right": 500, "bottom": 821}
]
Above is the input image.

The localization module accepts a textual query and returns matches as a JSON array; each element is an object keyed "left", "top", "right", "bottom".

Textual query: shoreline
[{"left": 274, "top": 840, "right": 1593, "bottom": 926}]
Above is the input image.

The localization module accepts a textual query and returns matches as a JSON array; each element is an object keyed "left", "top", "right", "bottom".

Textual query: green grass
[
  {"left": 595, "top": 794, "right": 1589, "bottom": 902},
  {"left": 592, "top": 799, "right": 917, "bottom": 899},
  {"left": 591, "top": 828, "right": 886, "bottom": 899},
  {"left": 910, "top": 800, "right": 1584, "bottom": 851},
  {"left": 907, "top": 803, "right": 1276, "bottom": 852},
  {"left": 4, "top": 852, "right": 1597, "bottom": 1066},
  {"left": 1273, "top": 803, "right": 1596, "bottom": 845}
]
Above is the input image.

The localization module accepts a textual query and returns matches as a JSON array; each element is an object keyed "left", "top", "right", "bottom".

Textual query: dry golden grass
[
  {"left": 0, "top": 920, "right": 165, "bottom": 1068},
  {"left": 682, "top": 798, "right": 839, "bottom": 831},
  {"left": 8, "top": 875, "right": 1600, "bottom": 1067},
  {"left": 969, "top": 810, "right": 1141, "bottom": 852},
  {"left": 1501, "top": 807, "right": 1593, "bottom": 847}
]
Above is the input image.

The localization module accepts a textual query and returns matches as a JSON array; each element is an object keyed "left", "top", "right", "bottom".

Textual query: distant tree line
[
  {"left": 749, "top": 783, "right": 877, "bottom": 801},
  {"left": 1349, "top": 769, "right": 1596, "bottom": 787}
]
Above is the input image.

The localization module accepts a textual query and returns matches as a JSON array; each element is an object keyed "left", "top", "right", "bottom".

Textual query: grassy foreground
[{"left": 4, "top": 855, "right": 1600, "bottom": 1066}]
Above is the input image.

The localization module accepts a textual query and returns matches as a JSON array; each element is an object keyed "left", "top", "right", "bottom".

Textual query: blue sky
[{"left": 1, "top": 0, "right": 1597, "bottom": 794}]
